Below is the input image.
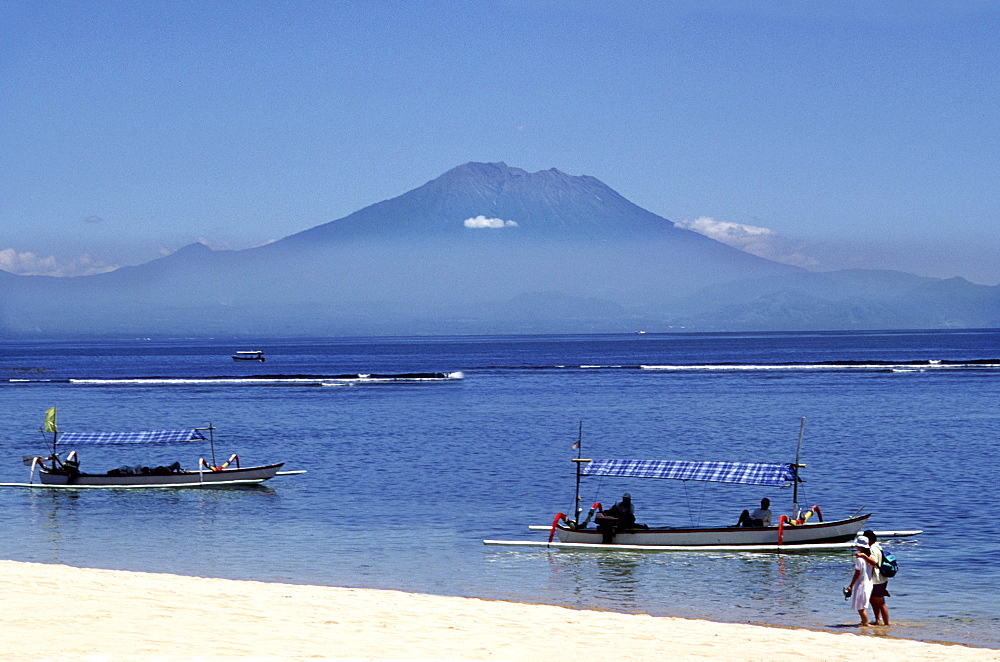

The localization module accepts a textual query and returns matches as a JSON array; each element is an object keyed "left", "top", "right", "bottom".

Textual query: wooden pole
[
  {"left": 573, "top": 421, "right": 583, "bottom": 524},
  {"left": 792, "top": 417, "right": 806, "bottom": 519}
]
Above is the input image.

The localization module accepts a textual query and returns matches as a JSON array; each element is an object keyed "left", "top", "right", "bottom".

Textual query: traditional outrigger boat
[
  {"left": 16, "top": 408, "right": 302, "bottom": 489},
  {"left": 485, "top": 419, "right": 917, "bottom": 551}
]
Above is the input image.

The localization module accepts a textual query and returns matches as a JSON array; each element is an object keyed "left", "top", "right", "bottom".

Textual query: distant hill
[
  {"left": 1, "top": 162, "right": 997, "bottom": 336},
  {"left": 674, "top": 270, "right": 1000, "bottom": 331}
]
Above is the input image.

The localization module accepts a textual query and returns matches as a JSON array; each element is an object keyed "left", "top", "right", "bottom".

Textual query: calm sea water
[{"left": 1, "top": 330, "right": 997, "bottom": 648}]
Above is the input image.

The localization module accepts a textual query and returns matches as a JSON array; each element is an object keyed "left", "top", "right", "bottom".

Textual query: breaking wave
[
  {"left": 640, "top": 360, "right": 1000, "bottom": 372},
  {"left": 3, "top": 372, "right": 465, "bottom": 386}
]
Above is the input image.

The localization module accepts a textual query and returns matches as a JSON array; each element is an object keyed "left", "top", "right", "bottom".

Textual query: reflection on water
[
  {"left": 27, "top": 490, "right": 81, "bottom": 564},
  {"left": 16, "top": 487, "right": 285, "bottom": 576},
  {"left": 484, "top": 546, "right": 904, "bottom": 631},
  {"left": 591, "top": 555, "right": 642, "bottom": 610}
]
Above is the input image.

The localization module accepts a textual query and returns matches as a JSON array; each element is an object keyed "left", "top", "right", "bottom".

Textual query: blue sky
[{"left": 2, "top": 1, "right": 998, "bottom": 284}]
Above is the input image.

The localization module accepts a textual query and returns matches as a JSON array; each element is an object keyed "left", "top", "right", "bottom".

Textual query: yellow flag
[{"left": 44, "top": 407, "right": 57, "bottom": 433}]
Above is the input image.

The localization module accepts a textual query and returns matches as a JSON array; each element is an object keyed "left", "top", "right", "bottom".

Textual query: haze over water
[{"left": 1, "top": 330, "right": 997, "bottom": 648}]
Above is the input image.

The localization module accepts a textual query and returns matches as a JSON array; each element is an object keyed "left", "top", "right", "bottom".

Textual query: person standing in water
[
  {"left": 865, "top": 530, "right": 891, "bottom": 626},
  {"left": 846, "top": 533, "right": 877, "bottom": 626}
]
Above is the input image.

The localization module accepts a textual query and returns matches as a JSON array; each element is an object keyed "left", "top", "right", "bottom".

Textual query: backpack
[{"left": 878, "top": 550, "right": 898, "bottom": 577}]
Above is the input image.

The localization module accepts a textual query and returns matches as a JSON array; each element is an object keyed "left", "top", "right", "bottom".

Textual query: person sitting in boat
[
  {"left": 736, "top": 498, "right": 772, "bottom": 527},
  {"left": 604, "top": 493, "right": 636, "bottom": 528}
]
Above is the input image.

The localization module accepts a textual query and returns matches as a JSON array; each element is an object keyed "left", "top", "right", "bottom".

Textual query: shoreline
[{"left": 2, "top": 560, "right": 997, "bottom": 660}]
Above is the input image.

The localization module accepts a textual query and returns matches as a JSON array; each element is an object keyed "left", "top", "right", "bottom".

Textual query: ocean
[{"left": 1, "top": 330, "right": 997, "bottom": 648}]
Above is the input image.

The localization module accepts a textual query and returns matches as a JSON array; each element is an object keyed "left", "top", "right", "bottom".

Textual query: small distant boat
[
  {"left": 18, "top": 407, "right": 303, "bottom": 489},
  {"left": 232, "top": 350, "right": 265, "bottom": 362}
]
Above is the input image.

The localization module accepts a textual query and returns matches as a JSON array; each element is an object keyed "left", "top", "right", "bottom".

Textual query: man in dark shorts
[{"left": 865, "top": 530, "right": 891, "bottom": 626}]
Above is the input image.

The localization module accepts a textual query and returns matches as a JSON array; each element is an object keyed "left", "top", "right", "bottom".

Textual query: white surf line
[
  {"left": 640, "top": 363, "right": 996, "bottom": 371},
  {"left": 67, "top": 372, "right": 464, "bottom": 386},
  {"left": 69, "top": 378, "right": 323, "bottom": 385}
]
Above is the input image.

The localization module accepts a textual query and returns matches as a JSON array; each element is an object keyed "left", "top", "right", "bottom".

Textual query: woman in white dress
[{"left": 845, "top": 534, "right": 877, "bottom": 626}]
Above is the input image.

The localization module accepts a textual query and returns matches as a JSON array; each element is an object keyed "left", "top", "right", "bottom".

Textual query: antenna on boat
[{"left": 792, "top": 417, "right": 806, "bottom": 520}]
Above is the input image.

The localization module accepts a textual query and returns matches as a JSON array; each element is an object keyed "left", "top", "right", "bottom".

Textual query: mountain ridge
[
  {"left": 1, "top": 162, "right": 996, "bottom": 336},
  {"left": 271, "top": 162, "right": 693, "bottom": 244}
]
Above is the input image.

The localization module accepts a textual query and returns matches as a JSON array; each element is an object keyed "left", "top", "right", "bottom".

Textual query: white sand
[{"left": 1, "top": 560, "right": 995, "bottom": 661}]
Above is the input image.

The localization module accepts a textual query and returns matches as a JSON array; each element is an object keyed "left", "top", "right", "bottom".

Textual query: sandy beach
[
  {"left": 0, "top": 561, "right": 1000, "bottom": 660},
  {"left": 1, "top": 560, "right": 995, "bottom": 661}
]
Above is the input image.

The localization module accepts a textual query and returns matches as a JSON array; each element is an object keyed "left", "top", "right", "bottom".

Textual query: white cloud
[
  {"left": 0, "top": 248, "right": 119, "bottom": 277},
  {"left": 676, "top": 216, "right": 775, "bottom": 243},
  {"left": 463, "top": 215, "right": 518, "bottom": 229},
  {"left": 676, "top": 216, "right": 818, "bottom": 268}
]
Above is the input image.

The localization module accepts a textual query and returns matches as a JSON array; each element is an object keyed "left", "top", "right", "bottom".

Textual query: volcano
[{"left": 2, "top": 163, "right": 995, "bottom": 336}]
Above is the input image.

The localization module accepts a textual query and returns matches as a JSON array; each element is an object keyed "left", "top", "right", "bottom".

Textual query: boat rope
[{"left": 681, "top": 481, "right": 706, "bottom": 527}]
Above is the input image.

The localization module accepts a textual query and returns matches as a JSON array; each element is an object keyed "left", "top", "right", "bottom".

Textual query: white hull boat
[
  {"left": 18, "top": 407, "right": 302, "bottom": 489},
  {"left": 553, "top": 514, "right": 870, "bottom": 546},
  {"left": 487, "top": 419, "right": 895, "bottom": 551},
  {"left": 33, "top": 462, "right": 286, "bottom": 488}
]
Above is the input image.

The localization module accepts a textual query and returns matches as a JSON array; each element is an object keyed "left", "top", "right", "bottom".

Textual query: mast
[
  {"left": 208, "top": 424, "right": 216, "bottom": 467},
  {"left": 573, "top": 421, "right": 583, "bottom": 523},
  {"left": 792, "top": 417, "right": 806, "bottom": 519},
  {"left": 569, "top": 422, "right": 593, "bottom": 530},
  {"left": 195, "top": 424, "right": 218, "bottom": 466}
]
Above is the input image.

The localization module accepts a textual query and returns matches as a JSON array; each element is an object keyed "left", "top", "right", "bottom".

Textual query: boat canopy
[
  {"left": 56, "top": 429, "right": 207, "bottom": 446},
  {"left": 581, "top": 459, "right": 796, "bottom": 487}
]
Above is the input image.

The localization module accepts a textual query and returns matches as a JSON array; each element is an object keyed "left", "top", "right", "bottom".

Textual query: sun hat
[{"left": 854, "top": 534, "right": 870, "bottom": 547}]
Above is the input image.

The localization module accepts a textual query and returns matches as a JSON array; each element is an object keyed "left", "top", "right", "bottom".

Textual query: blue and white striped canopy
[
  {"left": 581, "top": 459, "right": 796, "bottom": 487},
  {"left": 56, "top": 429, "right": 207, "bottom": 446}
]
